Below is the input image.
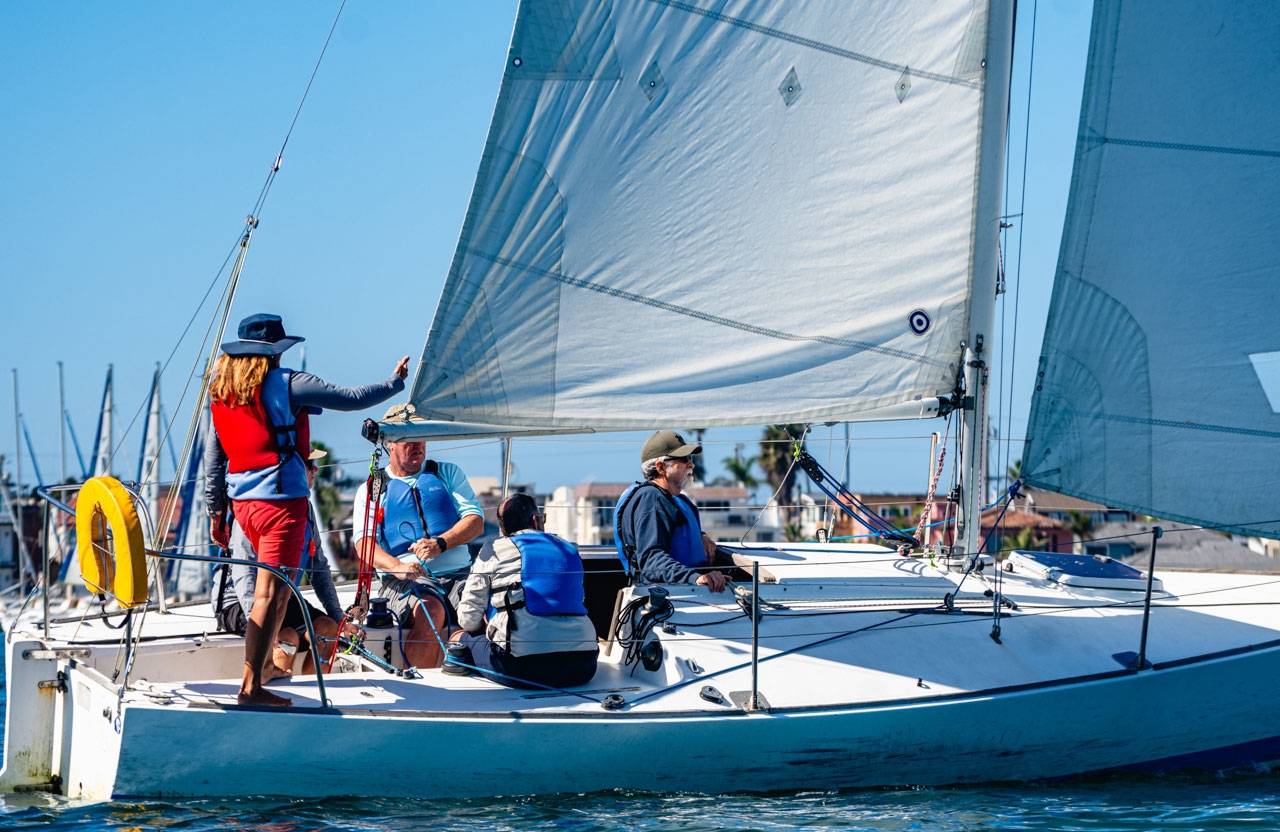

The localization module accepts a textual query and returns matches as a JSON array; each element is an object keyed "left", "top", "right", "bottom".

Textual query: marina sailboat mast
[{"left": 89, "top": 365, "right": 114, "bottom": 478}]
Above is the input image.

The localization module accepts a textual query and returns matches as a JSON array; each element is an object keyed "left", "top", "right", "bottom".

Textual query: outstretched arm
[{"left": 289, "top": 356, "right": 409, "bottom": 412}]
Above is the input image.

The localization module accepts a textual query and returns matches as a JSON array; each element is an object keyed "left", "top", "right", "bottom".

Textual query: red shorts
[{"left": 232, "top": 497, "right": 309, "bottom": 569}]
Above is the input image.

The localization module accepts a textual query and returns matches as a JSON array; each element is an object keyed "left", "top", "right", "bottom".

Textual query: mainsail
[
  {"left": 1024, "top": 1, "right": 1280, "bottom": 538},
  {"left": 408, "top": 0, "right": 1005, "bottom": 434}
]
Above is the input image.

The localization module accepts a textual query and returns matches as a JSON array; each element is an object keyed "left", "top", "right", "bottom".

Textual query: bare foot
[
  {"left": 237, "top": 687, "right": 293, "bottom": 707},
  {"left": 264, "top": 661, "right": 292, "bottom": 682}
]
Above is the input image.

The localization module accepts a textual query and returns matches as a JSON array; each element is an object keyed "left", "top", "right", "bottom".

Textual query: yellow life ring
[{"left": 76, "top": 476, "right": 149, "bottom": 609}]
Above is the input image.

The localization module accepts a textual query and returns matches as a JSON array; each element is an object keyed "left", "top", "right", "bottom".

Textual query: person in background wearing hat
[
  {"left": 210, "top": 447, "right": 350, "bottom": 677},
  {"left": 206, "top": 313, "right": 407, "bottom": 706},
  {"left": 349, "top": 403, "right": 484, "bottom": 668},
  {"left": 613, "top": 430, "right": 733, "bottom": 592}
]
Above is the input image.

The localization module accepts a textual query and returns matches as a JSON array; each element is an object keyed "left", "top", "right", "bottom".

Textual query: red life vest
[{"left": 210, "top": 368, "right": 310, "bottom": 485}]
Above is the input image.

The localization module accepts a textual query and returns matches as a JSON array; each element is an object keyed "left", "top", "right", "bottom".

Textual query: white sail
[
  {"left": 138, "top": 365, "right": 163, "bottom": 536},
  {"left": 171, "top": 408, "right": 212, "bottom": 596},
  {"left": 1024, "top": 0, "right": 1280, "bottom": 538},
  {"left": 89, "top": 366, "right": 114, "bottom": 478},
  {"left": 410, "top": 0, "right": 1000, "bottom": 433}
]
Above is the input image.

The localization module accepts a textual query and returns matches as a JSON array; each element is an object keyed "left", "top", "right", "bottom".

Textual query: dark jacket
[{"left": 615, "top": 484, "right": 703, "bottom": 585}]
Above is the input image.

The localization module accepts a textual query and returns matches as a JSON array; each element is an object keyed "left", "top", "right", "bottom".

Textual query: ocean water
[
  {"left": 5, "top": 777, "right": 1280, "bottom": 832},
  {"left": 3, "top": 652, "right": 1279, "bottom": 830}
]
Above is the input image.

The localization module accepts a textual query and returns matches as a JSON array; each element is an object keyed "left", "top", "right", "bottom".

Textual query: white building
[{"left": 545, "top": 483, "right": 781, "bottom": 546}]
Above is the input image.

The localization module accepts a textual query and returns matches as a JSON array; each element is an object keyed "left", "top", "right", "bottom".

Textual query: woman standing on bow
[{"left": 206, "top": 313, "right": 408, "bottom": 707}]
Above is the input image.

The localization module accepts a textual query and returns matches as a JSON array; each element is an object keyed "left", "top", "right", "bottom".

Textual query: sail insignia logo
[
  {"left": 1248, "top": 352, "right": 1280, "bottom": 413},
  {"left": 908, "top": 310, "right": 931, "bottom": 336}
]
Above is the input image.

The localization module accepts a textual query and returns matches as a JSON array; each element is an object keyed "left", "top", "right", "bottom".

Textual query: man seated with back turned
[
  {"left": 449, "top": 493, "right": 598, "bottom": 689},
  {"left": 350, "top": 404, "right": 484, "bottom": 668},
  {"left": 613, "top": 430, "right": 735, "bottom": 592}
]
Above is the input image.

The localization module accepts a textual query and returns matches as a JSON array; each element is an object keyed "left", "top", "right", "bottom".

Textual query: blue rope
[{"left": 403, "top": 583, "right": 450, "bottom": 656}]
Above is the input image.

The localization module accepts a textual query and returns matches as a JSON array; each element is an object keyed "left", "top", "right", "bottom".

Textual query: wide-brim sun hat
[
  {"left": 221, "top": 313, "right": 305, "bottom": 356},
  {"left": 383, "top": 402, "right": 427, "bottom": 422}
]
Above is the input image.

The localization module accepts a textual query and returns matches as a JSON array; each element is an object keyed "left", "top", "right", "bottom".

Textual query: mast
[
  {"left": 140, "top": 362, "right": 163, "bottom": 538},
  {"left": 8, "top": 370, "right": 34, "bottom": 588},
  {"left": 958, "top": 0, "right": 1015, "bottom": 559},
  {"left": 11, "top": 369, "right": 19, "bottom": 511},
  {"left": 91, "top": 365, "right": 114, "bottom": 477},
  {"left": 58, "top": 361, "right": 66, "bottom": 483}
]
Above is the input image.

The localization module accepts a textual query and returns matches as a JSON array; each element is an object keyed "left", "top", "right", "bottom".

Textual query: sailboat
[{"left": 4, "top": 0, "right": 1280, "bottom": 800}]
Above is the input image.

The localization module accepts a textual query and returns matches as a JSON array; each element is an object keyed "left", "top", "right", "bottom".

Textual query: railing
[{"left": 34, "top": 483, "right": 331, "bottom": 708}]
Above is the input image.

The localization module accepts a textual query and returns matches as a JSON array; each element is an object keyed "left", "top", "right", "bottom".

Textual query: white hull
[{"left": 5, "top": 544, "right": 1280, "bottom": 799}]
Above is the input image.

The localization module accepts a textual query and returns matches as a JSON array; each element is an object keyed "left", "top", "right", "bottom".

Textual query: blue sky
[{"left": 0, "top": 1, "right": 1093, "bottom": 499}]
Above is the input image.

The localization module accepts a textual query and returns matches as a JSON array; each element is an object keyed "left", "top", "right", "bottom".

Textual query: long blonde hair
[{"left": 209, "top": 354, "right": 273, "bottom": 407}]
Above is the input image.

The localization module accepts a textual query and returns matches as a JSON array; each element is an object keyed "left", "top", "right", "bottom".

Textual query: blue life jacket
[
  {"left": 669, "top": 494, "right": 705, "bottom": 568},
  {"left": 224, "top": 368, "right": 310, "bottom": 500},
  {"left": 510, "top": 532, "right": 588, "bottom": 616},
  {"left": 614, "top": 481, "right": 704, "bottom": 573},
  {"left": 377, "top": 463, "right": 468, "bottom": 575}
]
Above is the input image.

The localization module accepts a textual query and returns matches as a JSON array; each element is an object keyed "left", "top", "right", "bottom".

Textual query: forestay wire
[{"left": 128, "top": 0, "right": 351, "bottom": 600}]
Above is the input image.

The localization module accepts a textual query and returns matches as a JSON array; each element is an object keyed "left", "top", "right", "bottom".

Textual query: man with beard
[{"left": 612, "top": 430, "right": 733, "bottom": 592}]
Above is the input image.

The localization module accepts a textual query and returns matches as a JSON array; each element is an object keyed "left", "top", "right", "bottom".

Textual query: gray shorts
[{"left": 377, "top": 574, "right": 466, "bottom": 628}]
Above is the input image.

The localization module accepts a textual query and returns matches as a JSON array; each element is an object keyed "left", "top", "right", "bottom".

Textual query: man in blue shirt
[
  {"left": 614, "top": 430, "right": 733, "bottom": 592},
  {"left": 351, "top": 404, "right": 484, "bottom": 667}
]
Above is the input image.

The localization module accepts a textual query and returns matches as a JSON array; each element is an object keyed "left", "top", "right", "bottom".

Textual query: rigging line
[
  {"left": 125, "top": 1, "right": 347, "bottom": 488},
  {"left": 1004, "top": 0, "right": 1037, "bottom": 500},
  {"left": 250, "top": 0, "right": 349, "bottom": 221},
  {"left": 104, "top": 228, "right": 244, "bottom": 473},
  {"left": 152, "top": 248, "right": 247, "bottom": 544},
  {"left": 822, "top": 426, "right": 837, "bottom": 538}
]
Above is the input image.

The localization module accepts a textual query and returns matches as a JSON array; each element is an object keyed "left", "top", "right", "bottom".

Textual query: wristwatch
[{"left": 435, "top": 535, "right": 450, "bottom": 552}]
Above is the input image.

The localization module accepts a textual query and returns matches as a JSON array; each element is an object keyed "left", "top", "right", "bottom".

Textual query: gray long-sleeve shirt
[{"left": 204, "top": 370, "right": 404, "bottom": 516}]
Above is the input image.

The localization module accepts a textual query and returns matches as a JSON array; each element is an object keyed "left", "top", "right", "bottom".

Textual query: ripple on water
[{"left": 3, "top": 774, "right": 1280, "bottom": 832}]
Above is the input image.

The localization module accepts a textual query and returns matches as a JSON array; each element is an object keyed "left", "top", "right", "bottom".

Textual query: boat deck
[{"left": 31, "top": 545, "right": 1280, "bottom": 719}]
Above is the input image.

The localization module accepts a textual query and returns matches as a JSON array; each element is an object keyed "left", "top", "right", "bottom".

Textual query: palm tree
[
  {"left": 1009, "top": 525, "right": 1046, "bottom": 552},
  {"left": 1065, "top": 510, "right": 1094, "bottom": 552},
  {"left": 759, "top": 425, "right": 806, "bottom": 523},
  {"left": 1007, "top": 458, "right": 1022, "bottom": 483},
  {"left": 722, "top": 444, "right": 759, "bottom": 489}
]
